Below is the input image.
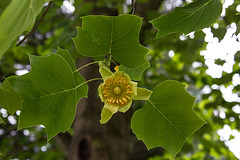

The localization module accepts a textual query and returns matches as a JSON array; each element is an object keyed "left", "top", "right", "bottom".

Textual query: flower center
[
  {"left": 113, "top": 86, "right": 121, "bottom": 95},
  {"left": 102, "top": 75, "right": 133, "bottom": 106}
]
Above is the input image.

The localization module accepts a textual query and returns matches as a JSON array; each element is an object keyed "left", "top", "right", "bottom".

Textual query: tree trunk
[
  {"left": 54, "top": 1, "right": 165, "bottom": 159},
  {"left": 68, "top": 58, "right": 130, "bottom": 160}
]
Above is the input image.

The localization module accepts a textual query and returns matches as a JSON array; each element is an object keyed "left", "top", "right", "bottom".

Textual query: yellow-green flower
[{"left": 98, "top": 62, "right": 152, "bottom": 124}]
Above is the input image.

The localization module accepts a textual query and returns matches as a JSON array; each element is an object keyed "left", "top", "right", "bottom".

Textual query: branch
[
  {"left": 16, "top": 1, "right": 53, "bottom": 46},
  {"left": 129, "top": 0, "right": 136, "bottom": 14}
]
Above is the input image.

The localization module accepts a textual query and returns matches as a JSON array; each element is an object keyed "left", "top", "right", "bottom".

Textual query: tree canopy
[{"left": 0, "top": 0, "right": 240, "bottom": 159}]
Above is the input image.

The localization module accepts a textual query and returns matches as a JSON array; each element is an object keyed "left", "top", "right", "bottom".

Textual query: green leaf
[
  {"left": 211, "top": 27, "right": 226, "bottom": 41},
  {"left": 118, "top": 60, "right": 150, "bottom": 81},
  {"left": 236, "top": 21, "right": 240, "bottom": 36},
  {"left": 0, "top": 116, "right": 5, "bottom": 125},
  {"left": 151, "top": 0, "right": 222, "bottom": 38},
  {"left": 0, "top": 0, "right": 49, "bottom": 58},
  {"left": 73, "top": 15, "right": 149, "bottom": 68},
  {"left": 131, "top": 80, "right": 205, "bottom": 157},
  {"left": 7, "top": 49, "right": 88, "bottom": 141},
  {"left": 0, "top": 0, "right": 11, "bottom": 16},
  {"left": 55, "top": 48, "right": 88, "bottom": 100},
  {"left": 0, "top": 79, "right": 22, "bottom": 114}
]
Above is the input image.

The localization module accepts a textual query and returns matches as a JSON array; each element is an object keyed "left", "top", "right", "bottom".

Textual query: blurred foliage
[
  {"left": 0, "top": 0, "right": 240, "bottom": 159},
  {"left": 0, "top": 0, "right": 11, "bottom": 16},
  {"left": 0, "top": 111, "right": 65, "bottom": 159}
]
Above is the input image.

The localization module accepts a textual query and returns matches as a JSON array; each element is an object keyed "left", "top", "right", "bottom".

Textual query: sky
[{"left": 199, "top": 0, "right": 240, "bottom": 158}]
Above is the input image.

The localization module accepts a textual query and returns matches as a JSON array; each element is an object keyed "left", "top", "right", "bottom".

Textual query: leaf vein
[
  {"left": 41, "top": 72, "right": 67, "bottom": 90},
  {"left": 148, "top": 100, "right": 187, "bottom": 138}
]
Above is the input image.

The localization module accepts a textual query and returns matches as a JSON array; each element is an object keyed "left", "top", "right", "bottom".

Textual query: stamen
[
  {"left": 119, "top": 99, "right": 124, "bottom": 104},
  {"left": 125, "top": 95, "right": 131, "bottom": 100},
  {"left": 122, "top": 97, "right": 127, "bottom": 102},
  {"left": 101, "top": 74, "right": 133, "bottom": 106},
  {"left": 126, "top": 90, "right": 133, "bottom": 94}
]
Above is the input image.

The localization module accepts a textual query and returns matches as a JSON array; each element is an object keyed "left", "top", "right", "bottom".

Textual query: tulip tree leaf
[
  {"left": 0, "top": 0, "right": 50, "bottom": 59},
  {"left": 151, "top": 0, "right": 222, "bottom": 38},
  {"left": 73, "top": 15, "right": 149, "bottom": 68},
  {"left": 0, "top": 0, "right": 11, "bottom": 16},
  {"left": 56, "top": 48, "right": 88, "bottom": 100},
  {"left": 7, "top": 50, "right": 88, "bottom": 140},
  {"left": 118, "top": 60, "right": 150, "bottom": 81},
  {"left": 0, "top": 80, "right": 22, "bottom": 115},
  {"left": 131, "top": 80, "right": 205, "bottom": 157}
]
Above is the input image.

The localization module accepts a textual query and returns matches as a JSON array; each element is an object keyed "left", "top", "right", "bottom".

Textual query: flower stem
[
  {"left": 75, "top": 61, "right": 103, "bottom": 72},
  {"left": 76, "top": 78, "right": 103, "bottom": 88},
  {"left": 105, "top": 54, "right": 112, "bottom": 67}
]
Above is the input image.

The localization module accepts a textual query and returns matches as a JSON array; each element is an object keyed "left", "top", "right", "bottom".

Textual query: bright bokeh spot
[
  {"left": 236, "top": 5, "right": 240, "bottom": 12},
  {"left": 201, "top": 23, "right": 240, "bottom": 79},
  {"left": 218, "top": 125, "right": 240, "bottom": 159},
  {"left": 200, "top": 2, "right": 240, "bottom": 157},
  {"left": 61, "top": 0, "right": 75, "bottom": 14}
]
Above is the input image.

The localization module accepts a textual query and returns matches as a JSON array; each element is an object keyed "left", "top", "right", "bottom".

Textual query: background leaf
[
  {"left": 0, "top": 0, "right": 49, "bottom": 58},
  {"left": 131, "top": 80, "right": 205, "bottom": 157},
  {"left": 0, "top": 116, "right": 5, "bottom": 125},
  {"left": 6, "top": 50, "right": 88, "bottom": 140},
  {"left": 151, "top": 0, "right": 222, "bottom": 38},
  {"left": 73, "top": 15, "right": 149, "bottom": 68},
  {"left": 236, "top": 21, "right": 240, "bottom": 35},
  {"left": 0, "top": 80, "right": 22, "bottom": 114},
  {"left": 118, "top": 60, "right": 150, "bottom": 81},
  {"left": 0, "top": 0, "right": 11, "bottom": 16},
  {"left": 211, "top": 27, "right": 227, "bottom": 41}
]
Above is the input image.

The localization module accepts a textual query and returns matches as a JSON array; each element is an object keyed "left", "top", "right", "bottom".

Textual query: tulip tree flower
[{"left": 98, "top": 62, "right": 152, "bottom": 124}]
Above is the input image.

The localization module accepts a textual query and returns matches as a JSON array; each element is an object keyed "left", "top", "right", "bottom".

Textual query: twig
[
  {"left": 129, "top": 0, "right": 136, "bottom": 14},
  {"left": 16, "top": 1, "right": 53, "bottom": 46},
  {"left": 74, "top": 61, "right": 104, "bottom": 72}
]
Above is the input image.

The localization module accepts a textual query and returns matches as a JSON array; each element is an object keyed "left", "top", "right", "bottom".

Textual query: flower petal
[
  {"left": 97, "top": 83, "right": 104, "bottom": 102},
  {"left": 118, "top": 100, "right": 132, "bottom": 113},
  {"left": 133, "top": 87, "right": 152, "bottom": 100},
  {"left": 100, "top": 107, "right": 113, "bottom": 124},
  {"left": 99, "top": 62, "right": 112, "bottom": 80},
  {"left": 130, "top": 81, "right": 138, "bottom": 97},
  {"left": 110, "top": 71, "right": 125, "bottom": 79},
  {"left": 104, "top": 103, "right": 119, "bottom": 114}
]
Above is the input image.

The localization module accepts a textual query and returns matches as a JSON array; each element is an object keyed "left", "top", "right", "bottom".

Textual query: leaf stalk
[
  {"left": 75, "top": 61, "right": 103, "bottom": 72},
  {"left": 76, "top": 78, "right": 103, "bottom": 88}
]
